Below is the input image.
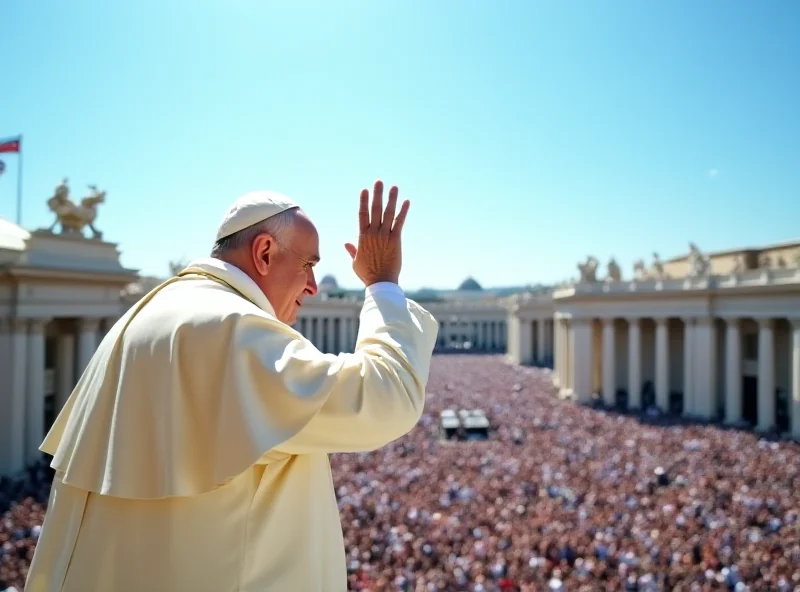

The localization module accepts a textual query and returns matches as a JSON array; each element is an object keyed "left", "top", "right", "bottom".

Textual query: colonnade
[
  {"left": 554, "top": 315, "right": 800, "bottom": 438},
  {"left": 295, "top": 314, "right": 508, "bottom": 354},
  {"left": 507, "top": 317, "right": 555, "bottom": 366},
  {"left": 435, "top": 319, "right": 506, "bottom": 352},
  {"left": 0, "top": 316, "right": 115, "bottom": 475},
  {"left": 294, "top": 315, "right": 360, "bottom": 354}
]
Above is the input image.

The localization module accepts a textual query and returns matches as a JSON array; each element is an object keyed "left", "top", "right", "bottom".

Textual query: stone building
[
  {"left": 506, "top": 241, "right": 800, "bottom": 440},
  {"left": 0, "top": 217, "right": 136, "bottom": 475},
  {"left": 293, "top": 276, "right": 510, "bottom": 354}
]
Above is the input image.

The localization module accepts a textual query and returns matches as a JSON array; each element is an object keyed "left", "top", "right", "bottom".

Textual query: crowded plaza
[{"left": 2, "top": 354, "right": 799, "bottom": 591}]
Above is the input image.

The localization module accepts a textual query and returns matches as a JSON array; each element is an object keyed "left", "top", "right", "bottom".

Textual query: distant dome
[
  {"left": 319, "top": 274, "right": 338, "bottom": 291},
  {"left": 458, "top": 277, "right": 483, "bottom": 291}
]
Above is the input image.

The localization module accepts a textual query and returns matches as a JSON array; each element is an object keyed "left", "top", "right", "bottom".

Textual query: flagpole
[{"left": 16, "top": 134, "right": 23, "bottom": 225}]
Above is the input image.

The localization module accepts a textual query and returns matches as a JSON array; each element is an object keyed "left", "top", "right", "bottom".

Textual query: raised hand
[{"left": 344, "top": 180, "right": 410, "bottom": 287}]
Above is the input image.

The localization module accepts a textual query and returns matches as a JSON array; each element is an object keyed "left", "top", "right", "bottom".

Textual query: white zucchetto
[{"left": 215, "top": 190, "right": 299, "bottom": 241}]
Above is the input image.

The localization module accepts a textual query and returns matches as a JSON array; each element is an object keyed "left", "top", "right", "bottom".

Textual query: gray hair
[{"left": 210, "top": 207, "right": 298, "bottom": 257}]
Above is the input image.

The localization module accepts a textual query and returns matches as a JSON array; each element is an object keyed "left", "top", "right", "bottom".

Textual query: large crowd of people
[
  {"left": 332, "top": 356, "right": 800, "bottom": 591},
  {"left": 2, "top": 355, "right": 799, "bottom": 591},
  {"left": 0, "top": 460, "right": 51, "bottom": 591}
]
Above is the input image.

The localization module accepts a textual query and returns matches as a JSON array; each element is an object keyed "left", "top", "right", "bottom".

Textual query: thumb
[{"left": 344, "top": 242, "right": 357, "bottom": 260}]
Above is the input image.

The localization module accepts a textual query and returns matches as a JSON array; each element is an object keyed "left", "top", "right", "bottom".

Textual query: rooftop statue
[
  {"left": 687, "top": 243, "right": 710, "bottom": 278},
  {"left": 577, "top": 255, "right": 599, "bottom": 283},
  {"left": 651, "top": 252, "right": 667, "bottom": 279},
  {"left": 46, "top": 178, "right": 106, "bottom": 239},
  {"left": 606, "top": 258, "right": 622, "bottom": 282}
]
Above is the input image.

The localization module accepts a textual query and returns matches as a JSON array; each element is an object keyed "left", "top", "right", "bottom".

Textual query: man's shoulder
[{"left": 134, "top": 278, "right": 277, "bottom": 334}]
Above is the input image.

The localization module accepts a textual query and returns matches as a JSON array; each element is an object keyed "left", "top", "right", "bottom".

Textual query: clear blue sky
[{"left": 2, "top": 0, "right": 798, "bottom": 290}]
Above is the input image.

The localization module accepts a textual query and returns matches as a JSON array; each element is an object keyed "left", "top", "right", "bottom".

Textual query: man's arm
[
  {"left": 277, "top": 282, "right": 436, "bottom": 454},
  {"left": 232, "top": 282, "right": 438, "bottom": 456}
]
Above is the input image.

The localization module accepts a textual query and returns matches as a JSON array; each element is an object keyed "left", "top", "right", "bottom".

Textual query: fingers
[
  {"left": 381, "top": 185, "right": 398, "bottom": 234},
  {"left": 344, "top": 243, "right": 357, "bottom": 260},
  {"left": 370, "top": 180, "right": 383, "bottom": 229},
  {"left": 358, "top": 189, "right": 369, "bottom": 232},
  {"left": 392, "top": 199, "right": 410, "bottom": 234}
]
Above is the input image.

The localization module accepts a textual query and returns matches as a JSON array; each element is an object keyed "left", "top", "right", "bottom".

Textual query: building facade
[
  {"left": 506, "top": 242, "right": 800, "bottom": 440},
  {"left": 293, "top": 284, "right": 511, "bottom": 354},
  {"left": 0, "top": 218, "right": 137, "bottom": 475}
]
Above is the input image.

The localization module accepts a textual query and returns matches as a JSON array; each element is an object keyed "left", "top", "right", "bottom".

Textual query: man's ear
[{"left": 251, "top": 234, "right": 274, "bottom": 277}]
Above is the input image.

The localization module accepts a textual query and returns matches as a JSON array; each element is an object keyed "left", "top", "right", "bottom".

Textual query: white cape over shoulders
[{"left": 27, "top": 258, "right": 438, "bottom": 591}]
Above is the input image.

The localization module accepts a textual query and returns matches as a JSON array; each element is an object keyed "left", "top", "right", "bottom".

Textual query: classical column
[
  {"left": 3, "top": 319, "right": 28, "bottom": 474},
  {"left": 564, "top": 319, "right": 575, "bottom": 395},
  {"left": 790, "top": 319, "right": 800, "bottom": 440},
  {"left": 757, "top": 319, "right": 775, "bottom": 432},
  {"left": 563, "top": 320, "right": 570, "bottom": 385},
  {"left": 347, "top": 318, "right": 357, "bottom": 350},
  {"left": 323, "top": 318, "right": 332, "bottom": 353},
  {"left": 56, "top": 331, "right": 76, "bottom": 411},
  {"left": 536, "top": 318, "right": 546, "bottom": 364},
  {"left": 0, "top": 318, "right": 9, "bottom": 397},
  {"left": 692, "top": 319, "right": 717, "bottom": 419},
  {"left": 655, "top": 318, "right": 670, "bottom": 411},
  {"left": 554, "top": 319, "right": 563, "bottom": 387},
  {"left": 26, "top": 319, "right": 48, "bottom": 465},
  {"left": 310, "top": 317, "right": 319, "bottom": 349},
  {"left": 602, "top": 318, "right": 616, "bottom": 406},
  {"left": 724, "top": 318, "right": 742, "bottom": 425},
  {"left": 77, "top": 318, "right": 101, "bottom": 379},
  {"left": 628, "top": 318, "right": 641, "bottom": 409},
  {"left": 543, "top": 320, "right": 551, "bottom": 364},
  {"left": 337, "top": 316, "right": 347, "bottom": 353},
  {"left": 519, "top": 319, "right": 532, "bottom": 364},
  {"left": 0, "top": 320, "right": 16, "bottom": 474},
  {"left": 571, "top": 319, "right": 593, "bottom": 403},
  {"left": 683, "top": 318, "right": 695, "bottom": 416},
  {"left": 506, "top": 314, "right": 519, "bottom": 362}
]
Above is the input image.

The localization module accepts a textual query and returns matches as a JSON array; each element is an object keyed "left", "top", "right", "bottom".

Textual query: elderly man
[{"left": 26, "top": 181, "right": 438, "bottom": 591}]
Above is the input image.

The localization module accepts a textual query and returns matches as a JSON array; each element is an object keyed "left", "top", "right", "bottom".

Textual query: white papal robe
[{"left": 25, "top": 257, "right": 438, "bottom": 592}]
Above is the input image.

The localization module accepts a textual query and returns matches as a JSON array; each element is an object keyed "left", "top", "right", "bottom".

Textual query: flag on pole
[
  {"left": 0, "top": 134, "right": 24, "bottom": 223},
  {"left": 0, "top": 136, "right": 21, "bottom": 153}
]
